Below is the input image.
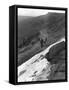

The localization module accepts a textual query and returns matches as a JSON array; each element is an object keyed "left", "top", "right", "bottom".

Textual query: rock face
[
  {"left": 45, "top": 41, "right": 65, "bottom": 64},
  {"left": 45, "top": 41, "right": 65, "bottom": 80},
  {"left": 18, "top": 57, "right": 50, "bottom": 82},
  {"left": 18, "top": 38, "right": 65, "bottom": 82}
]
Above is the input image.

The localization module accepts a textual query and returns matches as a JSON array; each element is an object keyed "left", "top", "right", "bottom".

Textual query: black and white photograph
[{"left": 17, "top": 7, "right": 67, "bottom": 83}]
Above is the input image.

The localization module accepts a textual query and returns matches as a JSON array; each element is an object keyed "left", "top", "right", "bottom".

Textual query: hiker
[
  {"left": 40, "top": 38, "right": 44, "bottom": 48},
  {"left": 40, "top": 38, "right": 47, "bottom": 48}
]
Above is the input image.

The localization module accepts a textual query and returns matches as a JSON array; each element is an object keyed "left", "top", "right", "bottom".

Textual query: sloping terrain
[
  {"left": 18, "top": 13, "right": 65, "bottom": 47},
  {"left": 18, "top": 12, "right": 66, "bottom": 81},
  {"left": 18, "top": 13, "right": 65, "bottom": 66},
  {"left": 18, "top": 38, "right": 65, "bottom": 82}
]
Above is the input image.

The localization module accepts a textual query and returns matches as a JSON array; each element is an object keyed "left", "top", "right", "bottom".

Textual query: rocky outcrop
[
  {"left": 18, "top": 39, "right": 66, "bottom": 82},
  {"left": 45, "top": 41, "right": 65, "bottom": 64},
  {"left": 45, "top": 41, "right": 65, "bottom": 80}
]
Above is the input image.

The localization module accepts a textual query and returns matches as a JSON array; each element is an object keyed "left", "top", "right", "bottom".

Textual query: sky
[{"left": 18, "top": 8, "right": 65, "bottom": 16}]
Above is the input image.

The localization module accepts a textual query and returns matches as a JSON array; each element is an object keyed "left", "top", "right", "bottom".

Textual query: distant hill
[
  {"left": 18, "top": 13, "right": 65, "bottom": 47},
  {"left": 18, "top": 16, "right": 34, "bottom": 22}
]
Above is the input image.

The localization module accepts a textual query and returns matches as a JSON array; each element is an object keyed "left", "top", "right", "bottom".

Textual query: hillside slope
[
  {"left": 18, "top": 13, "right": 65, "bottom": 47},
  {"left": 18, "top": 38, "right": 65, "bottom": 82}
]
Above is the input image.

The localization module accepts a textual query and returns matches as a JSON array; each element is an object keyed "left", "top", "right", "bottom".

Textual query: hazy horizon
[{"left": 18, "top": 8, "right": 65, "bottom": 17}]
